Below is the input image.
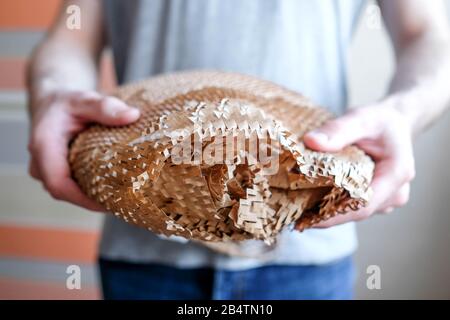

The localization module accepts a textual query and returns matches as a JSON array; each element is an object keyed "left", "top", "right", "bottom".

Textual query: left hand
[{"left": 303, "top": 103, "right": 416, "bottom": 228}]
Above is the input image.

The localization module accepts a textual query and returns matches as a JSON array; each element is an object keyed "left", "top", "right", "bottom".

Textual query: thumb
[
  {"left": 72, "top": 94, "right": 140, "bottom": 126},
  {"left": 303, "top": 109, "right": 376, "bottom": 152}
]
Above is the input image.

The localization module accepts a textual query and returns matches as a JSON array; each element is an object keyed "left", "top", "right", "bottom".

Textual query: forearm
[
  {"left": 27, "top": 0, "right": 104, "bottom": 117},
  {"left": 28, "top": 38, "right": 99, "bottom": 109},
  {"left": 378, "top": 0, "right": 450, "bottom": 136},
  {"left": 384, "top": 35, "right": 450, "bottom": 136}
]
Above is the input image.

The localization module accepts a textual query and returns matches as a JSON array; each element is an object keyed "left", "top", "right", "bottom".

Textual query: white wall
[{"left": 350, "top": 0, "right": 450, "bottom": 299}]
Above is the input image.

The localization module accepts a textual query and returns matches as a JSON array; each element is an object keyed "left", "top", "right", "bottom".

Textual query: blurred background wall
[
  {"left": 0, "top": 0, "right": 448, "bottom": 299},
  {"left": 350, "top": 0, "right": 450, "bottom": 299},
  {"left": 0, "top": 0, "right": 103, "bottom": 299}
]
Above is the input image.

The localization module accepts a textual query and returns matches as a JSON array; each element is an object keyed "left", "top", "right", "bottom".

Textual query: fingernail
[
  {"left": 307, "top": 131, "right": 329, "bottom": 144},
  {"left": 106, "top": 103, "right": 129, "bottom": 117},
  {"left": 115, "top": 107, "right": 140, "bottom": 118},
  {"left": 384, "top": 207, "right": 394, "bottom": 213}
]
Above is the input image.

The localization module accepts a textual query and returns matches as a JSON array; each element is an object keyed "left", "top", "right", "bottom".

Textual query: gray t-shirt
[{"left": 100, "top": 0, "right": 366, "bottom": 269}]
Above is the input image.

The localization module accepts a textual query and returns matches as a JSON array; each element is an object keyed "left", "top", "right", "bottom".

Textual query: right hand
[{"left": 28, "top": 90, "right": 140, "bottom": 211}]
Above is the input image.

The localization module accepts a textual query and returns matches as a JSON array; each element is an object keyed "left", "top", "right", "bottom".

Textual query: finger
[
  {"left": 27, "top": 141, "right": 42, "bottom": 180},
  {"left": 34, "top": 129, "right": 104, "bottom": 212},
  {"left": 28, "top": 157, "right": 42, "bottom": 180},
  {"left": 71, "top": 93, "right": 140, "bottom": 126},
  {"left": 380, "top": 207, "right": 394, "bottom": 214},
  {"left": 312, "top": 160, "right": 401, "bottom": 228},
  {"left": 378, "top": 183, "right": 410, "bottom": 212},
  {"left": 304, "top": 109, "right": 379, "bottom": 152},
  {"left": 310, "top": 209, "right": 364, "bottom": 228}
]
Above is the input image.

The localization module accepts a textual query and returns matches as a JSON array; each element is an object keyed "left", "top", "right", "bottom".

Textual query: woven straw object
[{"left": 69, "top": 70, "right": 374, "bottom": 245}]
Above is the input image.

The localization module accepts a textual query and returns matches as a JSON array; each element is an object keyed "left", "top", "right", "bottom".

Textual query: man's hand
[
  {"left": 307, "top": 0, "right": 450, "bottom": 228},
  {"left": 28, "top": 90, "right": 140, "bottom": 211},
  {"left": 304, "top": 103, "right": 416, "bottom": 228}
]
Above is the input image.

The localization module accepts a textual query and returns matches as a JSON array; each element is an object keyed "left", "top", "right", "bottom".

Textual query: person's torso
[{"left": 100, "top": 0, "right": 365, "bottom": 268}]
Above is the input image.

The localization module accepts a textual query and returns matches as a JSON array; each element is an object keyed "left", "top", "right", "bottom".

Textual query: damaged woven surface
[{"left": 69, "top": 70, "right": 374, "bottom": 244}]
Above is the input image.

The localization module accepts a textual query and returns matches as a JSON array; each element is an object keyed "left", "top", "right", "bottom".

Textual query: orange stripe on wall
[
  {"left": 0, "top": 0, "right": 61, "bottom": 29},
  {"left": 0, "top": 56, "right": 116, "bottom": 91},
  {"left": 0, "top": 277, "right": 100, "bottom": 300},
  {"left": 0, "top": 224, "right": 99, "bottom": 264}
]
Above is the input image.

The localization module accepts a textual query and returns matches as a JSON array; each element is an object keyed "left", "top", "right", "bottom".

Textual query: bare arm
[
  {"left": 303, "top": 0, "right": 450, "bottom": 227},
  {"left": 380, "top": 0, "right": 450, "bottom": 135},
  {"left": 27, "top": 0, "right": 139, "bottom": 210},
  {"left": 28, "top": 0, "right": 103, "bottom": 112}
]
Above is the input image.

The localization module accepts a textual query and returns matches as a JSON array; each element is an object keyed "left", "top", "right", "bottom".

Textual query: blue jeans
[{"left": 99, "top": 256, "right": 354, "bottom": 300}]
